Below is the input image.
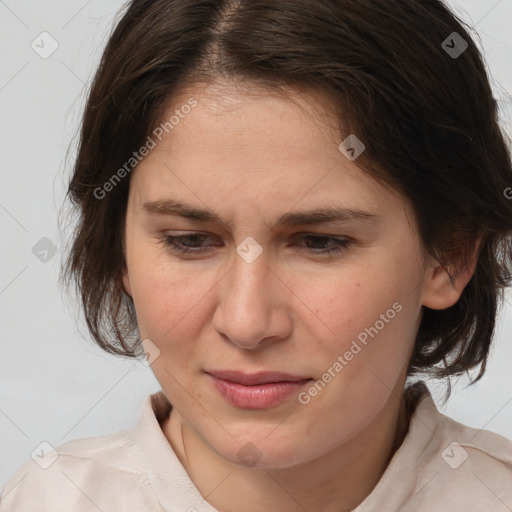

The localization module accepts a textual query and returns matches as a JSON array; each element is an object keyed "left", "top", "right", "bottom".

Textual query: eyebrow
[{"left": 142, "top": 199, "right": 380, "bottom": 230}]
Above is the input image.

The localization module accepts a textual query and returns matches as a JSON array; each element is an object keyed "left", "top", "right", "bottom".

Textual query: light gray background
[{"left": 1, "top": 0, "right": 511, "bottom": 491}]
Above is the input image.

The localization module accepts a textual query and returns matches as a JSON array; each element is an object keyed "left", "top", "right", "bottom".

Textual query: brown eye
[
  {"left": 293, "top": 235, "right": 351, "bottom": 255},
  {"left": 160, "top": 234, "right": 212, "bottom": 254}
]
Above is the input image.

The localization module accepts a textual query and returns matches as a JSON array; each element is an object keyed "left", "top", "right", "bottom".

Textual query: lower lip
[{"left": 208, "top": 374, "right": 312, "bottom": 409}]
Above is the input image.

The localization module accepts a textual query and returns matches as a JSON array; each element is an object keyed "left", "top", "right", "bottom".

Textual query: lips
[
  {"left": 205, "top": 370, "right": 311, "bottom": 386},
  {"left": 206, "top": 370, "right": 313, "bottom": 409}
]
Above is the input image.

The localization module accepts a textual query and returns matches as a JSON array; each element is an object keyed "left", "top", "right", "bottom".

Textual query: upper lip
[{"left": 206, "top": 370, "right": 311, "bottom": 385}]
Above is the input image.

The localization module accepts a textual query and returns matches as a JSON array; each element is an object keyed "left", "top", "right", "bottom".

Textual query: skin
[{"left": 122, "top": 80, "right": 477, "bottom": 512}]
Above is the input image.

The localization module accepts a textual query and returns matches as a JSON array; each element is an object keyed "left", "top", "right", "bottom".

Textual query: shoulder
[
  {"left": 0, "top": 427, "right": 155, "bottom": 511},
  {"left": 409, "top": 391, "right": 512, "bottom": 511},
  {"left": 435, "top": 412, "right": 511, "bottom": 501},
  {"left": 360, "top": 382, "right": 512, "bottom": 512}
]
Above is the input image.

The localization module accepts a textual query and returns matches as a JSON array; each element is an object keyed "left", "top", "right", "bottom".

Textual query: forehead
[
  {"left": 129, "top": 80, "right": 410, "bottom": 229},
  {"left": 157, "top": 79, "right": 344, "bottom": 151}
]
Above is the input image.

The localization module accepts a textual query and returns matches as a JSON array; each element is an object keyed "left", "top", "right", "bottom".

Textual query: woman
[{"left": 2, "top": 0, "right": 512, "bottom": 510}]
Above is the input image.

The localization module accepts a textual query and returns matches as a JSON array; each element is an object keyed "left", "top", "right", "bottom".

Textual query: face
[{"left": 122, "top": 80, "right": 433, "bottom": 469}]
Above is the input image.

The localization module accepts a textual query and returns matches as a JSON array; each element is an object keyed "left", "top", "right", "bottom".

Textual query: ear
[
  {"left": 122, "top": 268, "right": 133, "bottom": 298},
  {"left": 421, "top": 237, "right": 481, "bottom": 310}
]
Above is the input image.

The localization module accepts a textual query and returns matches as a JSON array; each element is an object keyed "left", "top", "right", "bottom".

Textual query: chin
[{"left": 209, "top": 430, "right": 319, "bottom": 470}]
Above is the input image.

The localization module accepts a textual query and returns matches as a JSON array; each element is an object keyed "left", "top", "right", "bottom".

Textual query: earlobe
[
  {"left": 421, "top": 239, "right": 480, "bottom": 310},
  {"left": 421, "top": 265, "right": 468, "bottom": 310}
]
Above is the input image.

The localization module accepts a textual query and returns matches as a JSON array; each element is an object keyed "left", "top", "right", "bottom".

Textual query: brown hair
[{"left": 60, "top": 0, "right": 512, "bottom": 387}]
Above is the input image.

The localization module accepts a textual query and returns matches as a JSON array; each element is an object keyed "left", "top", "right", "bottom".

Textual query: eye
[
  {"left": 159, "top": 234, "right": 213, "bottom": 254},
  {"left": 159, "top": 233, "right": 351, "bottom": 256},
  {"left": 294, "top": 234, "right": 351, "bottom": 255}
]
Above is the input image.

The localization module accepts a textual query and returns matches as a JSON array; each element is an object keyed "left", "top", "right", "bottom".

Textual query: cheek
[
  {"left": 296, "top": 263, "right": 402, "bottom": 341},
  {"left": 131, "top": 270, "right": 202, "bottom": 340},
  {"left": 329, "top": 297, "right": 419, "bottom": 418},
  {"left": 127, "top": 246, "right": 220, "bottom": 353},
  {"left": 299, "top": 258, "right": 420, "bottom": 386}
]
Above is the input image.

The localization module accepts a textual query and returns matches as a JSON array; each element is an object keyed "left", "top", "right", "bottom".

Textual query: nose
[{"left": 211, "top": 245, "right": 292, "bottom": 350}]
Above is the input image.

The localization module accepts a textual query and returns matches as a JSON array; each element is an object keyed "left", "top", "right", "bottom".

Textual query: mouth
[
  {"left": 204, "top": 370, "right": 313, "bottom": 409},
  {"left": 205, "top": 369, "right": 312, "bottom": 385}
]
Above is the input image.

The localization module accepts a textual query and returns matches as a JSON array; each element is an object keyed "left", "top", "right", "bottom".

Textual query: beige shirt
[{"left": 2, "top": 382, "right": 512, "bottom": 511}]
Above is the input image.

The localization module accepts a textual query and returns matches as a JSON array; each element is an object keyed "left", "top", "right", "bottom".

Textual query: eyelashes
[{"left": 158, "top": 233, "right": 351, "bottom": 256}]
